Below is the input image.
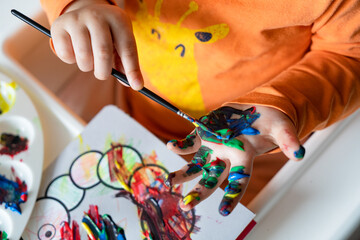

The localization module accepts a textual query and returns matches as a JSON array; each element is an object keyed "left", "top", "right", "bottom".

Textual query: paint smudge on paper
[
  {"left": 60, "top": 221, "right": 80, "bottom": 240},
  {"left": 0, "top": 230, "right": 8, "bottom": 240},
  {"left": 82, "top": 205, "right": 126, "bottom": 240},
  {"left": 0, "top": 168, "right": 28, "bottom": 214},
  {"left": 60, "top": 205, "right": 126, "bottom": 240},
  {"left": 109, "top": 144, "right": 199, "bottom": 239},
  {"left": 0, "top": 81, "right": 16, "bottom": 115},
  {"left": 0, "top": 133, "right": 28, "bottom": 157},
  {"left": 25, "top": 141, "right": 200, "bottom": 239}
]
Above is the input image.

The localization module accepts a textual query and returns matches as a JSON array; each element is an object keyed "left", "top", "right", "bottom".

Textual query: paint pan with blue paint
[{"left": 0, "top": 169, "right": 28, "bottom": 214}]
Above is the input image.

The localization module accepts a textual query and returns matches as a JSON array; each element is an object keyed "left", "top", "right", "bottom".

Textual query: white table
[
  {"left": 247, "top": 110, "right": 360, "bottom": 240},
  {"left": 1, "top": 2, "right": 360, "bottom": 239}
]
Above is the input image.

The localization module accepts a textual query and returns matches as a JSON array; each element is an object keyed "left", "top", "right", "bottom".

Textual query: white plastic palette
[{"left": 0, "top": 70, "right": 43, "bottom": 239}]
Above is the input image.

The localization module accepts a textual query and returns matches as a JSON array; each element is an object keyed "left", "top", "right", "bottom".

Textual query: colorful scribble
[
  {"left": 0, "top": 133, "right": 28, "bottom": 157},
  {"left": 0, "top": 168, "right": 28, "bottom": 214},
  {"left": 109, "top": 144, "right": 199, "bottom": 239},
  {"left": 25, "top": 142, "right": 199, "bottom": 240},
  {"left": 81, "top": 205, "right": 126, "bottom": 240},
  {"left": 59, "top": 205, "right": 126, "bottom": 240},
  {"left": 60, "top": 221, "right": 80, "bottom": 240}
]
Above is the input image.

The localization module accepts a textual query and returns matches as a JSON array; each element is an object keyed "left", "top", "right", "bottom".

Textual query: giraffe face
[{"left": 132, "top": 0, "right": 229, "bottom": 115}]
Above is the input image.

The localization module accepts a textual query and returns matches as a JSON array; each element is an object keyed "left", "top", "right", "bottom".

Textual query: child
[{"left": 40, "top": 0, "right": 360, "bottom": 215}]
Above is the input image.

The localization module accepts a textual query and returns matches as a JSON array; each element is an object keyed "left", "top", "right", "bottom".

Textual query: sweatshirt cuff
[
  {"left": 45, "top": 0, "right": 117, "bottom": 54},
  {"left": 42, "top": 0, "right": 117, "bottom": 25}
]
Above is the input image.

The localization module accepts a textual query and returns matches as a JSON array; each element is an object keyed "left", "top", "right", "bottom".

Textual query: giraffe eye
[
  {"left": 151, "top": 28, "right": 161, "bottom": 39},
  {"left": 195, "top": 32, "right": 212, "bottom": 42},
  {"left": 175, "top": 44, "right": 185, "bottom": 57}
]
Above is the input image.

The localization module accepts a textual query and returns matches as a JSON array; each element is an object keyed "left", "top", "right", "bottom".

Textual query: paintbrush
[{"left": 11, "top": 9, "right": 225, "bottom": 140}]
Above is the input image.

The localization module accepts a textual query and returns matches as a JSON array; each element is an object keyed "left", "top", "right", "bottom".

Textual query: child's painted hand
[
  {"left": 51, "top": 0, "right": 144, "bottom": 90},
  {"left": 166, "top": 104, "right": 305, "bottom": 216}
]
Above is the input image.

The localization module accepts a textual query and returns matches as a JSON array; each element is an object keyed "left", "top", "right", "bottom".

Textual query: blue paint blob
[
  {"left": 294, "top": 145, "right": 305, "bottom": 159},
  {"left": 0, "top": 175, "right": 28, "bottom": 214},
  {"left": 228, "top": 172, "right": 250, "bottom": 181}
]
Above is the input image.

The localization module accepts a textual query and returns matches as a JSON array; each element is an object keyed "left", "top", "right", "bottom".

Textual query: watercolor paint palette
[{"left": 0, "top": 70, "right": 44, "bottom": 239}]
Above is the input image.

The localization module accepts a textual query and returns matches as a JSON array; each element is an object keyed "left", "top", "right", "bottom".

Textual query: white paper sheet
[{"left": 22, "top": 105, "right": 255, "bottom": 239}]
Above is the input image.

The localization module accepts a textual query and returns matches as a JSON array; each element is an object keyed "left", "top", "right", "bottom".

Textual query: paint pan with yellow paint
[{"left": 0, "top": 79, "right": 16, "bottom": 115}]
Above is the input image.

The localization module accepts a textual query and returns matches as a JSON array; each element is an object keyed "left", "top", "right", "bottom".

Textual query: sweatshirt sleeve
[
  {"left": 40, "top": 0, "right": 75, "bottom": 24},
  {"left": 40, "top": 0, "right": 117, "bottom": 25},
  {"left": 233, "top": 0, "right": 360, "bottom": 140}
]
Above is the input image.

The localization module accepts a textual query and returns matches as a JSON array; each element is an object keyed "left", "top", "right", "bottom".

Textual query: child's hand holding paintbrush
[{"left": 11, "top": 4, "right": 221, "bottom": 139}]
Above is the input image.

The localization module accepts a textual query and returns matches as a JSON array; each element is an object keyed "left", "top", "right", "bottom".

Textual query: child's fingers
[
  {"left": 165, "top": 145, "right": 212, "bottom": 187},
  {"left": 68, "top": 26, "right": 94, "bottom": 73},
  {"left": 87, "top": 19, "right": 114, "bottom": 80},
  {"left": 110, "top": 18, "right": 144, "bottom": 90},
  {"left": 218, "top": 164, "right": 251, "bottom": 216},
  {"left": 51, "top": 27, "right": 76, "bottom": 64},
  {"left": 167, "top": 131, "right": 201, "bottom": 155},
  {"left": 273, "top": 124, "right": 305, "bottom": 161},
  {"left": 179, "top": 158, "right": 228, "bottom": 212}
]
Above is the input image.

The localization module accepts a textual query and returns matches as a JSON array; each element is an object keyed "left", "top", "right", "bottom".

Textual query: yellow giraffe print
[{"left": 132, "top": 0, "right": 229, "bottom": 116}]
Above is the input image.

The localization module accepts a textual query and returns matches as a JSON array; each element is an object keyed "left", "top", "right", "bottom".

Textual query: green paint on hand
[{"left": 230, "top": 166, "right": 245, "bottom": 172}]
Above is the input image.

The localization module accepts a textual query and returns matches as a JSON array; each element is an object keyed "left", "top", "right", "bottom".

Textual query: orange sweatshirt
[{"left": 41, "top": 0, "right": 360, "bottom": 141}]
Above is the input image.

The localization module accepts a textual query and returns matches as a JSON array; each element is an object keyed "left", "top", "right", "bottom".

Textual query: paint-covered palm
[{"left": 166, "top": 104, "right": 305, "bottom": 216}]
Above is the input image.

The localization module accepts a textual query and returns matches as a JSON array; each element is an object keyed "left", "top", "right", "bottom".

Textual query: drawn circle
[
  {"left": 45, "top": 174, "right": 85, "bottom": 211},
  {"left": 97, "top": 144, "right": 143, "bottom": 190},
  {"left": 38, "top": 224, "right": 56, "bottom": 240},
  {"left": 69, "top": 150, "right": 103, "bottom": 189},
  {"left": 128, "top": 164, "right": 169, "bottom": 190},
  {"left": 25, "top": 197, "right": 69, "bottom": 240},
  {"left": 127, "top": 164, "right": 196, "bottom": 238},
  {"left": 0, "top": 115, "right": 35, "bottom": 146}
]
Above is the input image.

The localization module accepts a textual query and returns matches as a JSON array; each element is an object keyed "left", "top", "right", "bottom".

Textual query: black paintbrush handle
[
  {"left": 11, "top": 9, "right": 51, "bottom": 38},
  {"left": 11, "top": 9, "right": 181, "bottom": 115},
  {"left": 111, "top": 69, "right": 180, "bottom": 113}
]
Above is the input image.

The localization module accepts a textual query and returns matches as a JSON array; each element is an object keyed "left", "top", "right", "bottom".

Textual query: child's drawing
[
  {"left": 23, "top": 142, "right": 198, "bottom": 239},
  {"left": 22, "top": 106, "right": 255, "bottom": 240}
]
